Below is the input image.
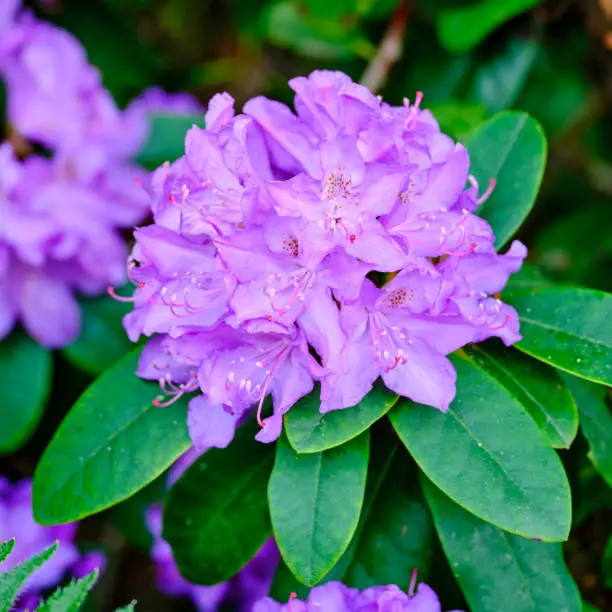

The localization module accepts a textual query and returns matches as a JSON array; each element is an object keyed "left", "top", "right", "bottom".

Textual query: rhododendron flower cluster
[
  {"left": 0, "top": 0, "right": 202, "bottom": 347},
  {"left": 253, "top": 580, "right": 462, "bottom": 611},
  {"left": 123, "top": 70, "right": 526, "bottom": 447},
  {"left": 0, "top": 477, "right": 105, "bottom": 611}
]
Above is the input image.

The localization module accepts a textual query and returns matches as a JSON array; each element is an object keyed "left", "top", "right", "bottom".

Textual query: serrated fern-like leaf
[
  {"left": 35, "top": 569, "right": 99, "bottom": 612},
  {"left": 114, "top": 601, "right": 137, "bottom": 611},
  {"left": 0, "top": 541, "right": 58, "bottom": 610},
  {"left": 0, "top": 540, "right": 15, "bottom": 564}
]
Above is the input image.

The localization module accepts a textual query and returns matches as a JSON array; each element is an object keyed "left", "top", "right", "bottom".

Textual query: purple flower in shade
[
  {"left": 120, "top": 70, "right": 527, "bottom": 448},
  {"left": 253, "top": 580, "right": 463, "bottom": 612},
  {"left": 145, "top": 450, "right": 279, "bottom": 612},
  {"left": 0, "top": 477, "right": 105, "bottom": 611},
  {"left": 132, "top": 87, "right": 204, "bottom": 116}
]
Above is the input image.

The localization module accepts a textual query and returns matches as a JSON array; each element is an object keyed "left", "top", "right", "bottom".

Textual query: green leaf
[
  {"left": 0, "top": 542, "right": 58, "bottom": 610},
  {"left": 471, "top": 37, "right": 538, "bottom": 113},
  {"left": 429, "top": 101, "right": 488, "bottom": 142},
  {"left": 504, "top": 262, "right": 554, "bottom": 293},
  {"left": 33, "top": 350, "right": 191, "bottom": 524},
  {"left": 269, "top": 433, "right": 369, "bottom": 586},
  {"left": 136, "top": 113, "right": 204, "bottom": 169},
  {"left": 285, "top": 384, "right": 397, "bottom": 454},
  {"left": 464, "top": 344, "right": 578, "bottom": 448},
  {"left": 603, "top": 535, "right": 612, "bottom": 589},
  {"left": 389, "top": 353, "right": 571, "bottom": 541},
  {"left": 0, "top": 540, "right": 14, "bottom": 564},
  {"left": 37, "top": 570, "right": 99, "bottom": 612},
  {"left": 263, "top": 0, "right": 374, "bottom": 60},
  {"left": 63, "top": 294, "right": 133, "bottom": 376},
  {"left": 114, "top": 604, "right": 137, "bottom": 612},
  {"left": 437, "top": 0, "right": 543, "bottom": 53},
  {"left": 163, "top": 422, "right": 275, "bottom": 585},
  {"left": 423, "top": 479, "right": 582, "bottom": 612},
  {"left": 0, "top": 332, "right": 52, "bottom": 453},
  {"left": 344, "top": 458, "right": 433, "bottom": 590},
  {"left": 562, "top": 373, "right": 612, "bottom": 487},
  {"left": 466, "top": 111, "right": 547, "bottom": 248},
  {"left": 505, "top": 287, "right": 612, "bottom": 386}
]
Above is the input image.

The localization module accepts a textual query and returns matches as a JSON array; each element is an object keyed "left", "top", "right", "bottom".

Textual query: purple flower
[
  {"left": 132, "top": 87, "right": 204, "bottom": 115},
  {"left": 253, "top": 580, "right": 462, "bottom": 611},
  {"left": 0, "top": 477, "right": 105, "bottom": 609},
  {"left": 121, "top": 70, "right": 526, "bottom": 447}
]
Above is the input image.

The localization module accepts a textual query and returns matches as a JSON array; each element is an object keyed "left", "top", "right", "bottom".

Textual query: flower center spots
[
  {"left": 282, "top": 235, "right": 299, "bottom": 258},
  {"left": 384, "top": 287, "right": 415, "bottom": 308},
  {"left": 322, "top": 167, "right": 352, "bottom": 201}
]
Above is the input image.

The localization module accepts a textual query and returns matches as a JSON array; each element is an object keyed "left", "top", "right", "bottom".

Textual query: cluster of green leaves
[
  {"left": 26, "top": 105, "right": 612, "bottom": 612},
  {"left": 0, "top": 540, "right": 135, "bottom": 611}
]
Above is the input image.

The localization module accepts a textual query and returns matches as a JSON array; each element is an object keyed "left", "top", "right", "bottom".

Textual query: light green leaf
[
  {"left": 506, "top": 287, "right": 612, "bottom": 386},
  {"left": 344, "top": 458, "right": 433, "bottom": 590},
  {"left": 603, "top": 535, "right": 612, "bottom": 589},
  {"left": 0, "top": 542, "right": 58, "bottom": 610},
  {"left": 163, "top": 422, "right": 274, "bottom": 585},
  {"left": 0, "top": 332, "right": 52, "bottom": 454},
  {"left": 33, "top": 350, "right": 191, "bottom": 524},
  {"left": 438, "top": 0, "right": 543, "bottom": 53},
  {"left": 37, "top": 570, "right": 99, "bottom": 612},
  {"left": 472, "top": 37, "right": 538, "bottom": 113},
  {"left": 136, "top": 113, "right": 204, "bottom": 169},
  {"left": 466, "top": 111, "right": 547, "bottom": 248},
  {"left": 562, "top": 373, "right": 612, "bottom": 487},
  {"left": 423, "top": 479, "right": 581, "bottom": 612},
  {"left": 390, "top": 353, "right": 571, "bottom": 542},
  {"left": 0, "top": 540, "right": 14, "bottom": 564},
  {"left": 63, "top": 294, "right": 133, "bottom": 376},
  {"left": 464, "top": 344, "right": 578, "bottom": 448},
  {"left": 285, "top": 384, "right": 397, "bottom": 454},
  {"left": 114, "top": 602, "right": 137, "bottom": 612},
  {"left": 429, "top": 101, "right": 488, "bottom": 142},
  {"left": 269, "top": 433, "right": 369, "bottom": 586}
]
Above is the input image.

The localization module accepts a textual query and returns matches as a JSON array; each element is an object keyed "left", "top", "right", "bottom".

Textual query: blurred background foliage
[{"left": 9, "top": 0, "right": 612, "bottom": 609}]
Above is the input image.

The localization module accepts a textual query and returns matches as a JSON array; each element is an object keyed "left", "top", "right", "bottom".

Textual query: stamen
[
  {"left": 477, "top": 178, "right": 496, "bottom": 205},
  {"left": 107, "top": 284, "right": 143, "bottom": 303},
  {"left": 288, "top": 592, "right": 297, "bottom": 612},
  {"left": 408, "top": 568, "right": 418, "bottom": 597},
  {"left": 489, "top": 313, "right": 511, "bottom": 330}
]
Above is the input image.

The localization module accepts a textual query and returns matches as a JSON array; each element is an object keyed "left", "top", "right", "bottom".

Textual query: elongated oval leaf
[
  {"left": 464, "top": 344, "right": 578, "bottom": 448},
  {"left": 423, "top": 479, "right": 581, "bottom": 612},
  {"left": 33, "top": 350, "right": 190, "bottom": 525},
  {"left": 437, "top": 0, "right": 543, "bottom": 54},
  {"left": 0, "top": 332, "right": 52, "bottom": 453},
  {"left": 466, "top": 111, "right": 546, "bottom": 248},
  {"left": 344, "top": 458, "right": 433, "bottom": 590},
  {"left": 506, "top": 287, "right": 612, "bottom": 386},
  {"left": 163, "top": 422, "right": 275, "bottom": 585},
  {"left": 63, "top": 294, "right": 133, "bottom": 376},
  {"left": 390, "top": 354, "right": 571, "bottom": 541},
  {"left": 285, "top": 384, "right": 397, "bottom": 454},
  {"left": 269, "top": 433, "right": 369, "bottom": 586},
  {"left": 561, "top": 373, "right": 612, "bottom": 487},
  {"left": 136, "top": 113, "right": 204, "bottom": 169}
]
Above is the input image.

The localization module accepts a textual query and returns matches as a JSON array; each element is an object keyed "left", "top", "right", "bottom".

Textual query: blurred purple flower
[
  {"left": 132, "top": 87, "right": 204, "bottom": 116},
  {"left": 120, "top": 70, "right": 526, "bottom": 447},
  {"left": 253, "top": 580, "right": 463, "bottom": 611},
  {"left": 0, "top": 477, "right": 105, "bottom": 610}
]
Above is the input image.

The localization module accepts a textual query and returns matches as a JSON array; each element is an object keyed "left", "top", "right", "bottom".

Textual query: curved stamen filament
[
  {"left": 489, "top": 313, "right": 511, "bottom": 330},
  {"left": 477, "top": 178, "right": 496, "bottom": 205},
  {"left": 288, "top": 592, "right": 297, "bottom": 612},
  {"left": 408, "top": 568, "right": 418, "bottom": 597},
  {"left": 107, "top": 283, "right": 144, "bottom": 303}
]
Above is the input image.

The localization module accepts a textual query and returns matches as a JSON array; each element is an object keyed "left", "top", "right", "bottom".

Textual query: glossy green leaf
[
  {"left": 38, "top": 570, "right": 99, "bottom": 611},
  {"left": 0, "top": 332, "right": 52, "bottom": 454},
  {"left": 285, "top": 384, "right": 397, "bottom": 453},
  {"left": 423, "top": 479, "right": 581, "bottom": 612},
  {"left": 0, "top": 542, "right": 57, "bottom": 610},
  {"left": 506, "top": 287, "right": 612, "bottom": 386},
  {"left": 437, "top": 0, "right": 543, "bottom": 53},
  {"left": 163, "top": 422, "right": 275, "bottom": 585},
  {"left": 390, "top": 354, "right": 571, "bottom": 541},
  {"left": 269, "top": 433, "right": 369, "bottom": 586},
  {"left": 136, "top": 113, "right": 204, "bottom": 169},
  {"left": 33, "top": 350, "right": 191, "bottom": 525},
  {"left": 504, "top": 262, "right": 554, "bottom": 293},
  {"left": 63, "top": 294, "right": 133, "bottom": 376},
  {"left": 466, "top": 111, "right": 547, "bottom": 248},
  {"left": 464, "top": 344, "right": 578, "bottom": 448},
  {"left": 429, "top": 101, "right": 488, "bottom": 142},
  {"left": 562, "top": 373, "right": 612, "bottom": 487},
  {"left": 472, "top": 37, "right": 538, "bottom": 113},
  {"left": 344, "top": 458, "right": 433, "bottom": 590}
]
